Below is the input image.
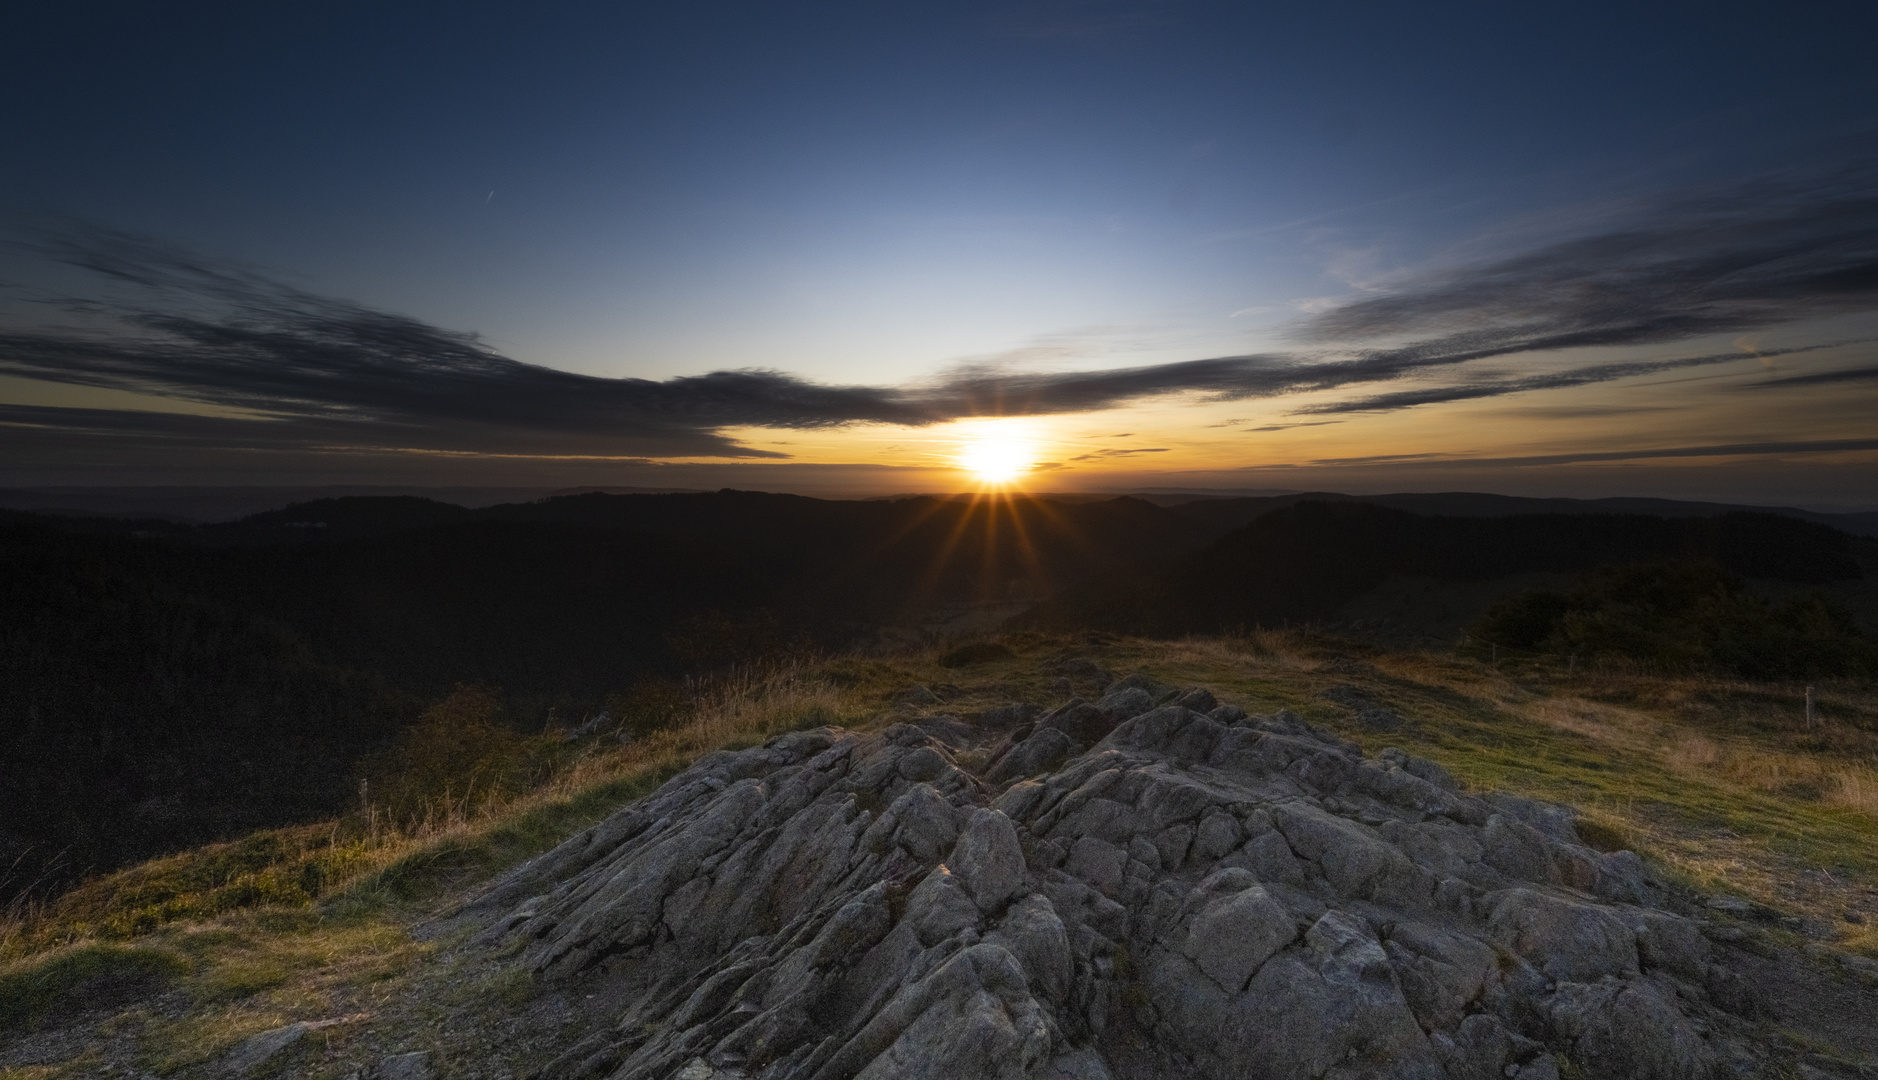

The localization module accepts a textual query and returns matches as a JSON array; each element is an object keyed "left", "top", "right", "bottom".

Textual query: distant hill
[
  {"left": 1160, "top": 490, "right": 1878, "bottom": 538},
  {"left": 0, "top": 485, "right": 562, "bottom": 522},
  {"left": 0, "top": 491, "right": 1212, "bottom": 896},
  {"left": 5, "top": 486, "right": 1872, "bottom": 899},
  {"left": 0, "top": 519, "right": 411, "bottom": 898},
  {"left": 1019, "top": 500, "right": 1869, "bottom": 638},
  {"left": 7, "top": 483, "right": 1874, "bottom": 534}
]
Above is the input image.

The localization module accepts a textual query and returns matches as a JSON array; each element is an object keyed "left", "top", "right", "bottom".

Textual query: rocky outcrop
[{"left": 465, "top": 681, "right": 1763, "bottom": 1080}]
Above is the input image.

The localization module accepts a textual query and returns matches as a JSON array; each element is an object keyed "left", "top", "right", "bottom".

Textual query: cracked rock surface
[{"left": 464, "top": 687, "right": 1778, "bottom": 1080}]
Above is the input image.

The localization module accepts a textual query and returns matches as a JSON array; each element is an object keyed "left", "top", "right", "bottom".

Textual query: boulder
[
  {"left": 953, "top": 808, "right": 1028, "bottom": 911},
  {"left": 986, "top": 893, "right": 1074, "bottom": 1000},
  {"left": 987, "top": 727, "right": 1077, "bottom": 785},
  {"left": 1172, "top": 686, "right": 1218, "bottom": 713},
  {"left": 225, "top": 1022, "right": 318, "bottom": 1075},
  {"left": 468, "top": 685, "right": 1767, "bottom": 1080},
  {"left": 1183, "top": 883, "right": 1295, "bottom": 992},
  {"left": 1095, "top": 686, "right": 1156, "bottom": 722},
  {"left": 1547, "top": 977, "right": 1721, "bottom": 1080},
  {"left": 979, "top": 702, "right": 1039, "bottom": 729},
  {"left": 1044, "top": 701, "right": 1116, "bottom": 744},
  {"left": 1487, "top": 887, "right": 1639, "bottom": 982}
]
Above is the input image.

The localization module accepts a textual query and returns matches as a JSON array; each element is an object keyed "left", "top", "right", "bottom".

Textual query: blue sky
[{"left": 3, "top": 0, "right": 1876, "bottom": 503}]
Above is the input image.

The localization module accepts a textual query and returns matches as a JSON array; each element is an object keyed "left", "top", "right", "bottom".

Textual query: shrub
[
  {"left": 1471, "top": 559, "right": 1878, "bottom": 679},
  {"left": 1473, "top": 591, "right": 1573, "bottom": 651},
  {"left": 364, "top": 686, "right": 546, "bottom": 822}
]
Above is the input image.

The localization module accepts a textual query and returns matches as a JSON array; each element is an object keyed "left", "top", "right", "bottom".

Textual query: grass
[
  {"left": 0, "top": 941, "right": 188, "bottom": 1031},
  {"left": 2, "top": 631, "right": 1875, "bottom": 1075},
  {"left": 0, "top": 663, "right": 885, "bottom": 1075},
  {"left": 1, "top": 666, "right": 859, "bottom": 959},
  {"left": 1094, "top": 632, "right": 1878, "bottom": 954}
]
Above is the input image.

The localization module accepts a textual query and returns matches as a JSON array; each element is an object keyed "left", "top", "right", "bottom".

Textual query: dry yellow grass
[
  {"left": 4, "top": 631, "right": 1876, "bottom": 1077},
  {"left": 0, "top": 663, "right": 872, "bottom": 1074},
  {"left": 3, "top": 665, "right": 852, "bottom": 963},
  {"left": 1036, "top": 632, "right": 1878, "bottom": 954},
  {"left": 1654, "top": 731, "right": 1878, "bottom": 817}
]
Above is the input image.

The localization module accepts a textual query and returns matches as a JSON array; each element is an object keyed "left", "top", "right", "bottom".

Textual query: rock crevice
[{"left": 467, "top": 683, "right": 1764, "bottom": 1080}]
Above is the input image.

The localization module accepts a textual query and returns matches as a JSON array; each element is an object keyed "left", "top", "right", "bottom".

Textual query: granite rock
[{"left": 468, "top": 686, "right": 1752, "bottom": 1080}]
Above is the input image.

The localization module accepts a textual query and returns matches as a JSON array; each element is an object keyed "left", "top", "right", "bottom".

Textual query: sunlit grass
[
  {"left": 3, "top": 630, "right": 1875, "bottom": 1074},
  {"left": 0, "top": 663, "right": 887, "bottom": 1074},
  {"left": 1091, "top": 634, "right": 1878, "bottom": 953},
  {"left": 2, "top": 667, "right": 855, "bottom": 960}
]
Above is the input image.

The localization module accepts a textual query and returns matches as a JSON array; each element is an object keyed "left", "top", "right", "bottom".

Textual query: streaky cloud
[
  {"left": 1732, "top": 362, "right": 1878, "bottom": 389},
  {"left": 1291, "top": 343, "right": 1850, "bottom": 415},
  {"left": 1241, "top": 420, "right": 1343, "bottom": 431},
  {"left": 6, "top": 158, "right": 1878, "bottom": 468},
  {"left": 1300, "top": 436, "right": 1878, "bottom": 469},
  {"left": 3, "top": 228, "right": 927, "bottom": 458},
  {"left": 1294, "top": 160, "right": 1878, "bottom": 363}
]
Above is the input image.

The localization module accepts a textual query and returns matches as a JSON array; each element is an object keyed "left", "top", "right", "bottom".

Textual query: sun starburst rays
[{"left": 955, "top": 426, "right": 1039, "bottom": 487}]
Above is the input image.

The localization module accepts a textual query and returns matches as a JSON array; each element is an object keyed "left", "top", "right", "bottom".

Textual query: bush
[
  {"left": 1474, "top": 591, "right": 1573, "bottom": 651},
  {"left": 364, "top": 686, "right": 550, "bottom": 822},
  {"left": 1471, "top": 559, "right": 1878, "bottom": 679}
]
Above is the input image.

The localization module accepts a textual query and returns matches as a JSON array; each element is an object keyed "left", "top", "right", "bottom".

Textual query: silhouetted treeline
[
  {"left": 1472, "top": 560, "right": 1876, "bottom": 679},
  {"left": 0, "top": 490, "right": 1211, "bottom": 897},
  {"left": 1018, "top": 501, "right": 1865, "bottom": 637},
  {"left": 4, "top": 491, "right": 1867, "bottom": 899},
  {"left": 0, "top": 519, "right": 411, "bottom": 899},
  {"left": 1158, "top": 490, "right": 1878, "bottom": 539}
]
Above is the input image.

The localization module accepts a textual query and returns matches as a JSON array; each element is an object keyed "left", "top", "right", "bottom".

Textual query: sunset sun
[{"left": 958, "top": 435, "right": 1035, "bottom": 484}]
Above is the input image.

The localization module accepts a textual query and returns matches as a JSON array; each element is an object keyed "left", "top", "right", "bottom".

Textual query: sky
[{"left": 2, "top": 0, "right": 1876, "bottom": 507}]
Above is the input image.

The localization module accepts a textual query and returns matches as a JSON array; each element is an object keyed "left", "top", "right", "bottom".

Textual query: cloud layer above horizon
[{"left": 2, "top": 161, "right": 1876, "bottom": 479}]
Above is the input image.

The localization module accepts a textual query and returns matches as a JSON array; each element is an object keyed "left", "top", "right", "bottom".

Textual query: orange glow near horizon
[
  {"left": 940, "top": 419, "right": 1048, "bottom": 487},
  {"left": 958, "top": 433, "right": 1036, "bottom": 484}
]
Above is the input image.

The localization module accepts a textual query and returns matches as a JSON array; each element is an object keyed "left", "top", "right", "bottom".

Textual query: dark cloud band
[
  {"left": 1732, "top": 362, "right": 1878, "bottom": 390},
  {"left": 4, "top": 159, "right": 1877, "bottom": 465},
  {"left": 1296, "top": 162, "right": 1878, "bottom": 360},
  {"left": 1301, "top": 436, "right": 1878, "bottom": 469},
  {"left": 1293, "top": 343, "right": 1853, "bottom": 415}
]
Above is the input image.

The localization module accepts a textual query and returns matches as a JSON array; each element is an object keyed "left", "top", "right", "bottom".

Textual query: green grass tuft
[
  {"left": 2, "top": 632, "right": 1875, "bottom": 1074},
  {"left": 0, "top": 942, "right": 189, "bottom": 1031}
]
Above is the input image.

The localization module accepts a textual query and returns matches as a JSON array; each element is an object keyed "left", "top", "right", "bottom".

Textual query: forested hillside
[
  {"left": 1020, "top": 501, "right": 1870, "bottom": 646},
  {"left": 5, "top": 491, "right": 1870, "bottom": 902},
  {"left": 0, "top": 491, "right": 1213, "bottom": 897}
]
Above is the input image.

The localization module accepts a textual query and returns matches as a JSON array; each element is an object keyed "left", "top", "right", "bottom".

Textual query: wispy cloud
[
  {"left": 2, "top": 228, "right": 923, "bottom": 459},
  {"left": 1291, "top": 343, "right": 1848, "bottom": 415},
  {"left": 1484, "top": 404, "right": 1676, "bottom": 419},
  {"left": 1295, "top": 161, "right": 1878, "bottom": 358},
  {"left": 1241, "top": 420, "right": 1343, "bottom": 431},
  {"left": 5, "top": 159, "right": 1878, "bottom": 466},
  {"left": 1731, "top": 362, "right": 1878, "bottom": 390},
  {"left": 1298, "top": 436, "right": 1878, "bottom": 469},
  {"left": 1068, "top": 447, "right": 1170, "bottom": 461}
]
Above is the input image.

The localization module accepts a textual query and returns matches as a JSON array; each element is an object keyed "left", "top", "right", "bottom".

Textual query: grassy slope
[{"left": 2, "top": 634, "right": 1875, "bottom": 1077}]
